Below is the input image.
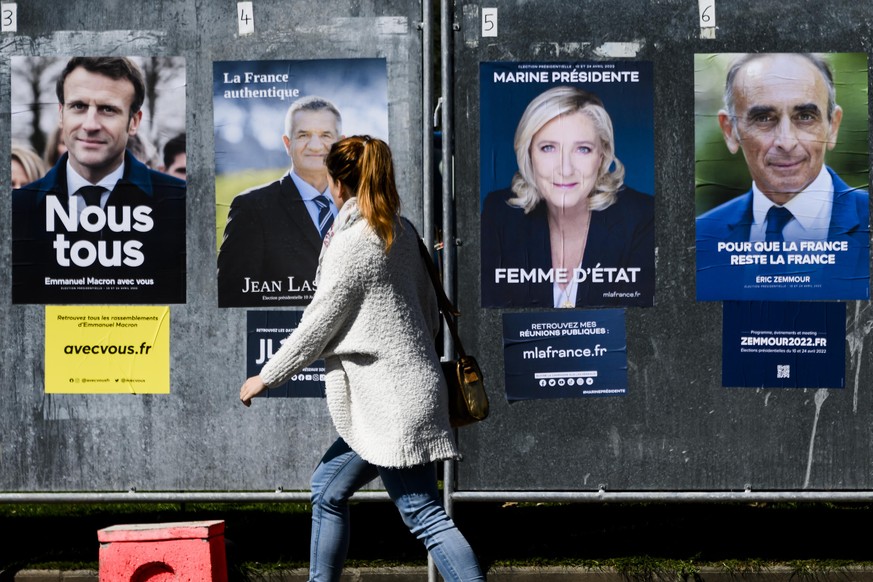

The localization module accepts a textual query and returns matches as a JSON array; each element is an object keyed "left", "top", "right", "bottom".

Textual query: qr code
[{"left": 777, "top": 365, "right": 790, "bottom": 379}]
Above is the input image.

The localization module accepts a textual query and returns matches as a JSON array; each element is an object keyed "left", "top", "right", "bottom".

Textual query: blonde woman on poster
[{"left": 481, "top": 85, "right": 654, "bottom": 308}]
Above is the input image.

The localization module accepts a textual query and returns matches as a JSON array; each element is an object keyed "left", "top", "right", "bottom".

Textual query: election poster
[
  {"left": 695, "top": 53, "right": 870, "bottom": 301},
  {"left": 502, "top": 310, "right": 627, "bottom": 401},
  {"left": 722, "top": 301, "right": 845, "bottom": 388},
  {"left": 247, "top": 311, "right": 325, "bottom": 398},
  {"left": 213, "top": 58, "right": 389, "bottom": 308},
  {"left": 11, "top": 56, "right": 187, "bottom": 305},
  {"left": 45, "top": 306, "right": 170, "bottom": 394},
  {"left": 480, "top": 61, "right": 655, "bottom": 309}
]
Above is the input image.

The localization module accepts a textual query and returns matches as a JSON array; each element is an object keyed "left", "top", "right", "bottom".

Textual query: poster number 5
[
  {"left": 482, "top": 8, "right": 497, "bottom": 37},
  {"left": 238, "top": 2, "right": 254, "bottom": 36},
  {"left": 1, "top": 3, "right": 17, "bottom": 33}
]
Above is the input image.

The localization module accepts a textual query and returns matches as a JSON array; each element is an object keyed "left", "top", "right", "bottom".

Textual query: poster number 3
[
  {"left": 1, "top": 3, "right": 17, "bottom": 33},
  {"left": 482, "top": 7, "right": 497, "bottom": 37},
  {"left": 238, "top": 2, "right": 254, "bottom": 36}
]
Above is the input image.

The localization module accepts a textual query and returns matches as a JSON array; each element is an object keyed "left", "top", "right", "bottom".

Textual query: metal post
[
  {"left": 422, "top": 0, "right": 435, "bottom": 250},
  {"left": 439, "top": 0, "right": 455, "bottom": 358},
  {"left": 436, "top": 1, "right": 456, "bottom": 581},
  {"left": 423, "top": 2, "right": 438, "bottom": 581},
  {"left": 438, "top": 0, "right": 457, "bottom": 510}
]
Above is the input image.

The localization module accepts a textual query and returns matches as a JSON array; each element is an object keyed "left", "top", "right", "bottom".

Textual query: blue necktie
[
  {"left": 78, "top": 185, "right": 106, "bottom": 207},
  {"left": 313, "top": 195, "right": 334, "bottom": 239},
  {"left": 765, "top": 206, "right": 793, "bottom": 242}
]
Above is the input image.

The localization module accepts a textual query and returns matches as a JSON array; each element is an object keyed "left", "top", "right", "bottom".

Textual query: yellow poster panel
[{"left": 45, "top": 306, "right": 170, "bottom": 394}]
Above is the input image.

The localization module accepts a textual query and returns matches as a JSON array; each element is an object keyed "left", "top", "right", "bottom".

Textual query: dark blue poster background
[
  {"left": 502, "top": 310, "right": 627, "bottom": 401},
  {"left": 246, "top": 311, "right": 325, "bottom": 398},
  {"left": 479, "top": 61, "right": 655, "bottom": 204},
  {"left": 722, "top": 301, "right": 845, "bottom": 388}
]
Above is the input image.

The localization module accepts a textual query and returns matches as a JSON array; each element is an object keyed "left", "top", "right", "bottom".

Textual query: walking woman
[{"left": 239, "top": 136, "right": 485, "bottom": 582}]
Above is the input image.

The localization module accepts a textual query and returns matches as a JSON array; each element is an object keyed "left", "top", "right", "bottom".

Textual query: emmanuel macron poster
[
  {"left": 11, "top": 56, "right": 187, "bottom": 304},
  {"left": 213, "top": 58, "right": 388, "bottom": 308},
  {"left": 695, "top": 53, "right": 870, "bottom": 301},
  {"left": 479, "top": 61, "right": 655, "bottom": 310}
]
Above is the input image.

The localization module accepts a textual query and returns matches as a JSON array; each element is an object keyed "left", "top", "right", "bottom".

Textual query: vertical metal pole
[
  {"left": 440, "top": 0, "right": 457, "bottom": 527},
  {"left": 424, "top": 3, "right": 439, "bottom": 581},
  {"left": 422, "top": 0, "right": 435, "bottom": 251},
  {"left": 438, "top": 1, "right": 457, "bottom": 582},
  {"left": 440, "top": 0, "right": 455, "bottom": 347}
]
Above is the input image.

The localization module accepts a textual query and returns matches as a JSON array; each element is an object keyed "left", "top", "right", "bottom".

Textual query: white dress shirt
[{"left": 750, "top": 166, "right": 833, "bottom": 242}]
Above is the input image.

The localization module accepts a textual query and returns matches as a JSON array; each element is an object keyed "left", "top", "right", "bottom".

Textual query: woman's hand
[{"left": 240, "top": 375, "right": 267, "bottom": 407}]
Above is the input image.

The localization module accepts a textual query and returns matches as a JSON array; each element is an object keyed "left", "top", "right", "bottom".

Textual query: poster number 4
[
  {"left": 1, "top": 3, "right": 17, "bottom": 33},
  {"left": 482, "top": 8, "right": 497, "bottom": 37},
  {"left": 238, "top": 2, "right": 254, "bottom": 36}
]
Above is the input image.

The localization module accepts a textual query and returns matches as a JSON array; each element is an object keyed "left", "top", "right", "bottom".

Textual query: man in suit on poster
[
  {"left": 11, "top": 56, "right": 186, "bottom": 304},
  {"left": 695, "top": 53, "right": 869, "bottom": 300},
  {"left": 217, "top": 96, "right": 343, "bottom": 307}
]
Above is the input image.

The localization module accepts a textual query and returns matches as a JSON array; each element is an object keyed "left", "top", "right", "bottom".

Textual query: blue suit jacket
[
  {"left": 696, "top": 167, "right": 870, "bottom": 300},
  {"left": 481, "top": 186, "right": 655, "bottom": 308},
  {"left": 11, "top": 151, "right": 186, "bottom": 304},
  {"left": 216, "top": 173, "right": 324, "bottom": 307}
]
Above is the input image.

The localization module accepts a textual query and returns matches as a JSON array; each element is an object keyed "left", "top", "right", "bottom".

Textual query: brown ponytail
[{"left": 325, "top": 136, "right": 401, "bottom": 251}]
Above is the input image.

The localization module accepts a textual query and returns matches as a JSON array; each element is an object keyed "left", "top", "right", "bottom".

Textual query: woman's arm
[{"left": 255, "top": 230, "right": 366, "bottom": 390}]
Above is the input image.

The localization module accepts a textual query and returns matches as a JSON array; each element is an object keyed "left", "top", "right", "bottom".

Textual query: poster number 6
[
  {"left": 698, "top": 0, "right": 715, "bottom": 28},
  {"left": 1, "top": 3, "right": 17, "bottom": 33},
  {"left": 482, "top": 8, "right": 497, "bottom": 37},
  {"left": 238, "top": 2, "right": 254, "bottom": 36}
]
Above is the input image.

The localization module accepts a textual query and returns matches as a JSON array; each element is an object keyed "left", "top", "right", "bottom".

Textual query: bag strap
[{"left": 415, "top": 237, "right": 468, "bottom": 359}]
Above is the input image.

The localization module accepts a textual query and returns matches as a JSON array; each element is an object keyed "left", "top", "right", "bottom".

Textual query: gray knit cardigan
[{"left": 259, "top": 202, "right": 459, "bottom": 468}]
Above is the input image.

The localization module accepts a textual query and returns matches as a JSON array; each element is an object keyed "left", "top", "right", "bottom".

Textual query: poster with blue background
[
  {"left": 247, "top": 311, "right": 325, "bottom": 398},
  {"left": 502, "top": 310, "right": 627, "bottom": 401},
  {"left": 722, "top": 301, "right": 845, "bottom": 388},
  {"left": 480, "top": 61, "right": 655, "bottom": 309}
]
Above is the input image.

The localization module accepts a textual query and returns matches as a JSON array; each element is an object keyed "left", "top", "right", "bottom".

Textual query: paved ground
[
  {"left": 14, "top": 566, "right": 873, "bottom": 582},
  {"left": 7, "top": 502, "right": 873, "bottom": 581}
]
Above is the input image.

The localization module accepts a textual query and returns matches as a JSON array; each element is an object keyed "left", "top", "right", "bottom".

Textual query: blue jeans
[{"left": 309, "top": 438, "right": 485, "bottom": 582}]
